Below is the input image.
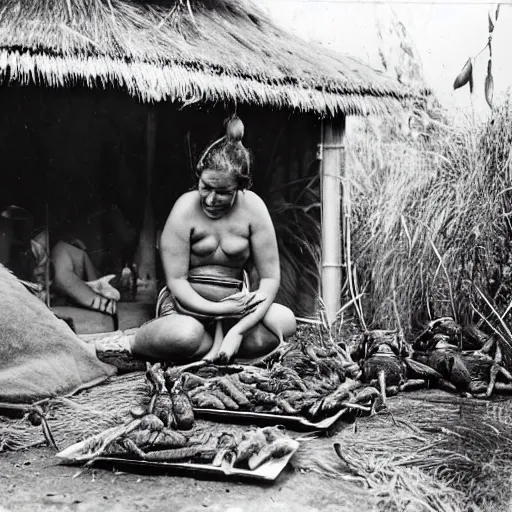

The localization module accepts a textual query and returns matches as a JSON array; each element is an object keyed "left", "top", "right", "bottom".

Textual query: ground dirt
[{"left": 0, "top": 447, "right": 354, "bottom": 512}]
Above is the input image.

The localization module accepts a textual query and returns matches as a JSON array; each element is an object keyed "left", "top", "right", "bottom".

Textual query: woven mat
[{"left": 3, "top": 370, "right": 512, "bottom": 510}]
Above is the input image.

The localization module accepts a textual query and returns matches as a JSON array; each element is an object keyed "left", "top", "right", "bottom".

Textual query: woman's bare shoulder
[
  {"left": 240, "top": 190, "right": 270, "bottom": 216},
  {"left": 242, "top": 190, "right": 267, "bottom": 210},
  {"left": 169, "top": 191, "right": 198, "bottom": 216}
]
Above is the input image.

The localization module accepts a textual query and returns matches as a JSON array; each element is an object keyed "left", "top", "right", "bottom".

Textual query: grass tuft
[{"left": 347, "top": 99, "right": 512, "bottom": 336}]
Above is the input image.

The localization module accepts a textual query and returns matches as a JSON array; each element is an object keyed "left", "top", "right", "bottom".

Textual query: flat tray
[
  {"left": 89, "top": 441, "right": 299, "bottom": 482},
  {"left": 193, "top": 407, "right": 350, "bottom": 431}
]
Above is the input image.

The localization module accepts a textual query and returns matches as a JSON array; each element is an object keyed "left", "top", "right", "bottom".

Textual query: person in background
[
  {"left": 0, "top": 204, "right": 132, "bottom": 316},
  {"left": 131, "top": 116, "right": 296, "bottom": 364},
  {"left": 31, "top": 227, "right": 120, "bottom": 315}
]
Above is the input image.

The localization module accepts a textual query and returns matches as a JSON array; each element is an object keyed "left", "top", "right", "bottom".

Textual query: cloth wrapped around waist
[
  {"left": 187, "top": 265, "right": 244, "bottom": 302},
  {"left": 157, "top": 266, "right": 245, "bottom": 321}
]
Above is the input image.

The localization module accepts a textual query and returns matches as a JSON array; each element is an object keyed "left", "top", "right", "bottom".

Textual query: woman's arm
[
  {"left": 160, "top": 194, "right": 232, "bottom": 316},
  {"left": 51, "top": 242, "right": 116, "bottom": 314},
  {"left": 212, "top": 193, "right": 280, "bottom": 363},
  {"left": 226, "top": 192, "right": 280, "bottom": 335}
]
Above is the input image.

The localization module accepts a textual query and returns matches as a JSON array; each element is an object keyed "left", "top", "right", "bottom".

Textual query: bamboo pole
[{"left": 319, "top": 116, "right": 346, "bottom": 325}]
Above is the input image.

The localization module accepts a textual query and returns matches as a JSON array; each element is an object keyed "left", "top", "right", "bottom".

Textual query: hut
[{"left": 0, "top": 0, "right": 428, "bottom": 331}]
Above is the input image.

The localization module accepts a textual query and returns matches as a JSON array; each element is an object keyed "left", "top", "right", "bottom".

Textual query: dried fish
[
  {"left": 251, "top": 388, "right": 278, "bottom": 406},
  {"left": 217, "top": 377, "right": 250, "bottom": 406},
  {"left": 320, "top": 379, "right": 361, "bottom": 415},
  {"left": 124, "top": 439, "right": 216, "bottom": 463},
  {"left": 152, "top": 393, "right": 175, "bottom": 428},
  {"left": 270, "top": 363, "right": 308, "bottom": 392},
  {"left": 276, "top": 398, "right": 297, "bottom": 415},
  {"left": 181, "top": 373, "right": 207, "bottom": 391},
  {"left": 147, "top": 428, "right": 188, "bottom": 450},
  {"left": 193, "top": 391, "right": 226, "bottom": 410},
  {"left": 146, "top": 363, "right": 165, "bottom": 393},
  {"left": 237, "top": 367, "right": 272, "bottom": 386},
  {"left": 235, "top": 429, "right": 268, "bottom": 465},
  {"left": 209, "top": 388, "right": 239, "bottom": 410},
  {"left": 247, "top": 437, "right": 297, "bottom": 470},
  {"left": 212, "top": 433, "right": 238, "bottom": 467}
]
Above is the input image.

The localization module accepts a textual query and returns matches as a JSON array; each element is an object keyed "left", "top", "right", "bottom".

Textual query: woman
[{"left": 131, "top": 117, "right": 296, "bottom": 364}]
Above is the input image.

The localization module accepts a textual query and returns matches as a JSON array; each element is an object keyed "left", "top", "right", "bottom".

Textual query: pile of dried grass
[
  {"left": 293, "top": 391, "right": 512, "bottom": 511},
  {"left": 0, "top": 372, "right": 148, "bottom": 452},
  {"left": 348, "top": 100, "right": 512, "bottom": 335}
]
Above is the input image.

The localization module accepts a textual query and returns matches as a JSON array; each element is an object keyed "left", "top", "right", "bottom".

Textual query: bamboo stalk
[{"left": 320, "top": 117, "right": 345, "bottom": 325}]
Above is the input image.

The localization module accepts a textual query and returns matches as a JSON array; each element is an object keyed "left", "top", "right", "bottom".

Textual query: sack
[{"left": 0, "top": 264, "right": 116, "bottom": 404}]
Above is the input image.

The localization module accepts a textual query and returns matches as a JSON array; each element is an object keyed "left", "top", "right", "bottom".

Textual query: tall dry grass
[{"left": 347, "top": 99, "right": 512, "bottom": 335}]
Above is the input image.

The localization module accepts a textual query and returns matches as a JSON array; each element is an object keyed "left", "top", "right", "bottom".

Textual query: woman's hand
[
  {"left": 219, "top": 291, "right": 265, "bottom": 317},
  {"left": 214, "top": 329, "right": 244, "bottom": 365},
  {"left": 86, "top": 275, "right": 119, "bottom": 315},
  {"left": 86, "top": 274, "right": 121, "bottom": 301}
]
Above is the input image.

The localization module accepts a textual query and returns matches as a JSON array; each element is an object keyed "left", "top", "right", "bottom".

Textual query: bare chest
[{"left": 190, "top": 220, "right": 251, "bottom": 262}]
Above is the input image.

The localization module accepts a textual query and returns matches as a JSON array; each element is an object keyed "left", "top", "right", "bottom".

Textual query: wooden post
[
  {"left": 319, "top": 116, "right": 346, "bottom": 325},
  {"left": 45, "top": 203, "right": 51, "bottom": 307},
  {"left": 136, "top": 107, "right": 157, "bottom": 294}
]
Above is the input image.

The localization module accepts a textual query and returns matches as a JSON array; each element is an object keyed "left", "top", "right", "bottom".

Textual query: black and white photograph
[{"left": 0, "top": 0, "right": 511, "bottom": 510}]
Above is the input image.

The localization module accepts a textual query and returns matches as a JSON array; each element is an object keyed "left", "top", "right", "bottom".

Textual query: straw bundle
[{"left": 0, "top": 372, "right": 149, "bottom": 451}]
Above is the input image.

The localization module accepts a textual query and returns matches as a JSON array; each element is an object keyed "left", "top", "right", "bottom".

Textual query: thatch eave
[
  {"left": 0, "top": 0, "right": 430, "bottom": 117},
  {"left": 5, "top": 44, "right": 419, "bottom": 99},
  {"left": 0, "top": 48, "right": 418, "bottom": 117}
]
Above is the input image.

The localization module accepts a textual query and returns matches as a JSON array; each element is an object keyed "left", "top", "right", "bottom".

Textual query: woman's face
[{"left": 198, "top": 170, "right": 238, "bottom": 219}]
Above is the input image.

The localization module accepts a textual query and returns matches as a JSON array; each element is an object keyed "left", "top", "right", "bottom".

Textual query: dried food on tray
[
  {"left": 144, "top": 375, "right": 375, "bottom": 431},
  {"left": 56, "top": 417, "right": 298, "bottom": 476},
  {"left": 139, "top": 336, "right": 379, "bottom": 430},
  {"left": 179, "top": 364, "right": 377, "bottom": 424}
]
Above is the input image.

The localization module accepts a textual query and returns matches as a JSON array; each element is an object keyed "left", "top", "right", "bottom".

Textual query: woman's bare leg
[
  {"left": 131, "top": 314, "right": 213, "bottom": 363},
  {"left": 237, "top": 303, "right": 296, "bottom": 360}
]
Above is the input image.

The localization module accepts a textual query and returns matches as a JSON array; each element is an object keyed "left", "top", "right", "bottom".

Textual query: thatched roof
[{"left": 0, "top": 0, "right": 429, "bottom": 117}]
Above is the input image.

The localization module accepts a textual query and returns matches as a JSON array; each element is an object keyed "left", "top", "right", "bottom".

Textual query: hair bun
[{"left": 225, "top": 116, "right": 244, "bottom": 142}]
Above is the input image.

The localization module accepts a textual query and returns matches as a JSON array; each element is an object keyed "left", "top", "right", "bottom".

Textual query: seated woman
[{"left": 131, "top": 116, "right": 296, "bottom": 364}]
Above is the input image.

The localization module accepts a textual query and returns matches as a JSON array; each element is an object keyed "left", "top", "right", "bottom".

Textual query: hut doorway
[{"left": 0, "top": 85, "right": 322, "bottom": 332}]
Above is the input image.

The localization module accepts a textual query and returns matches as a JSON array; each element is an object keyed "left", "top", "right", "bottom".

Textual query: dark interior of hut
[{"left": 0, "top": 85, "right": 321, "bottom": 331}]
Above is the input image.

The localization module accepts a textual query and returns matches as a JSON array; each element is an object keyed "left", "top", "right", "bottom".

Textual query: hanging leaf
[
  {"left": 496, "top": 4, "right": 500, "bottom": 21},
  {"left": 488, "top": 9, "right": 495, "bottom": 33},
  {"left": 453, "top": 58, "right": 473, "bottom": 91},
  {"left": 485, "top": 59, "right": 494, "bottom": 108}
]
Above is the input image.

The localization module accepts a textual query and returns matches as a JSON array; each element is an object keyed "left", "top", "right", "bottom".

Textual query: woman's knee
[
  {"left": 265, "top": 303, "right": 297, "bottom": 339},
  {"left": 278, "top": 304, "right": 297, "bottom": 338},
  {"left": 131, "top": 315, "right": 206, "bottom": 359},
  {"left": 241, "top": 324, "right": 280, "bottom": 357},
  {"left": 170, "top": 316, "right": 206, "bottom": 346}
]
